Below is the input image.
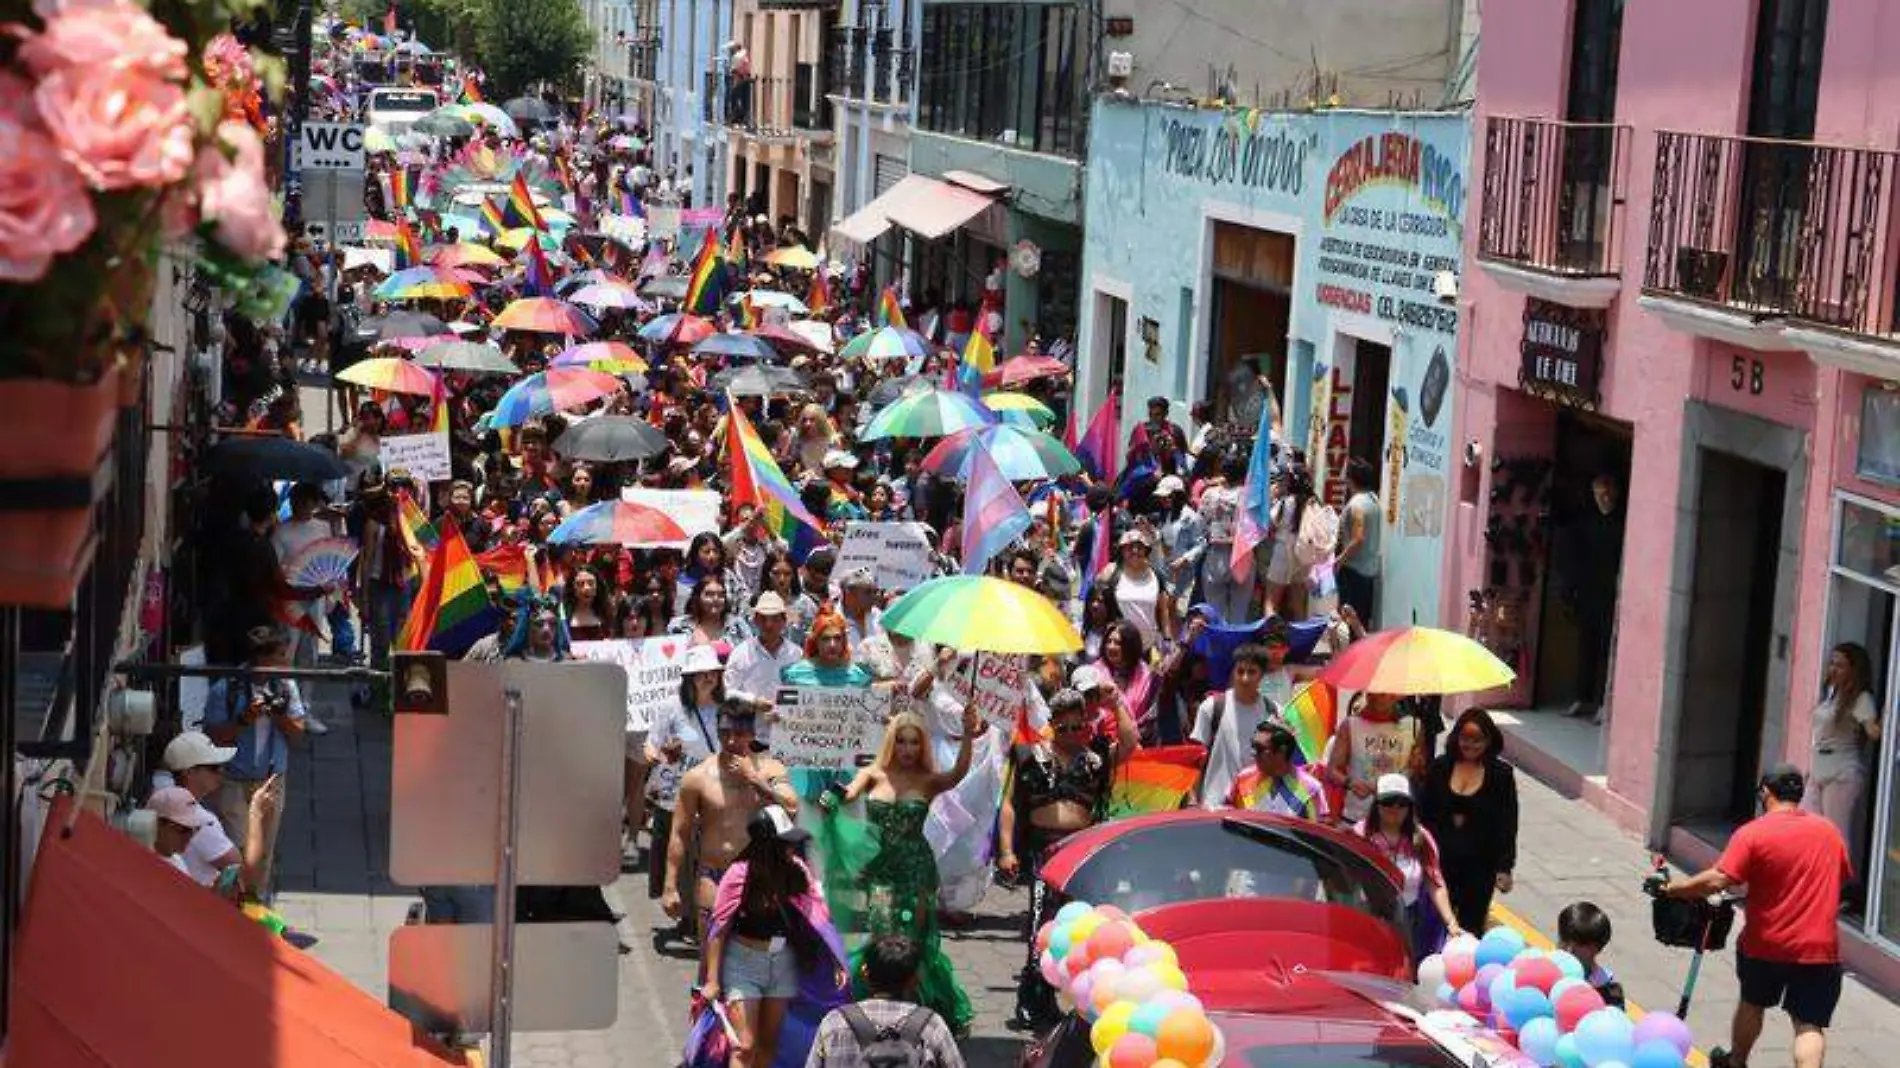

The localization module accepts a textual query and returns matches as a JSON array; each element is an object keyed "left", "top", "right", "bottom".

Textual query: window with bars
[{"left": 917, "top": 3, "right": 1090, "bottom": 157}]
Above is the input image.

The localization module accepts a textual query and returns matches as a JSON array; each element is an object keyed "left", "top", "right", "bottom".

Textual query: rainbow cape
[
  {"left": 1282, "top": 681, "right": 1339, "bottom": 765},
  {"left": 806, "top": 269, "right": 830, "bottom": 315},
  {"left": 875, "top": 286, "right": 906, "bottom": 328},
  {"left": 505, "top": 172, "right": 545, "bottom": 230},
  {"left": 723, "top": 399, "right": 822, "bottom": 548},
  {"left": 396, "top": 521, "right": 500, "bottom": 656},
  {"left": 1232, "top": 766, "right": 1324, "bottom": 815},
  {"left": 684, "top": 231, "right": 726, "bottom": 315},
  {"left": 1106, "top": 745, "right": 1204, "bottom": 818},
  {"left": 480, "top": 196, "right": 507, "bottom": 238}
]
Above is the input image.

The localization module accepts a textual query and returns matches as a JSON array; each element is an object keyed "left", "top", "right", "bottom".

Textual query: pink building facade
[{"left": 1453, "top": 0, "right": 1900, "bottom": 977}]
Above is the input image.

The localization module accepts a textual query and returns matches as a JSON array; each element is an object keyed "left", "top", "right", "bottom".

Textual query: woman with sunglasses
[
  {"left": 1358, "top": 773, "right": 1465, "bottom": 962},
  {"left": 1419, "top": 708, "right": 1519, "bottom": 935}
]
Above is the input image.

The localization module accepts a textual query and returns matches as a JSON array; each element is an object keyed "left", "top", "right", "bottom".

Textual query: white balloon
[{"left": 1417, "top": 953, "right": 1448, "bottom": 993}]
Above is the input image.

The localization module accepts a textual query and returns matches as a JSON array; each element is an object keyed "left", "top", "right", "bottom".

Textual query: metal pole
[
  {"left": 114, "top": 661, "right": 388, "bottom": 684},
  {"left": 489, "top": 687, "right": 525, "bottom": 1068}
]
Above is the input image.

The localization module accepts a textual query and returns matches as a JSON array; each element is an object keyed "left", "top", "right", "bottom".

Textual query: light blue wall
[
  {"left": 655, "top": 0, "right": 730, "bottom": 208},
  {"left": 909, "top": 130, "right": 1083, "bottom": 226},
  {"left": 1076, "top": 99, "right": 1470, "bottom": 630}
]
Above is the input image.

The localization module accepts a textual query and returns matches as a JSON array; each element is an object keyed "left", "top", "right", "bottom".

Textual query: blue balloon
[
  {"left": 1629, "top": 1040, "right": 1685, "bottom": 1068},
  {"left": 1506, "top": 986, "right": 1554, "bottom": 1029},
  {"left": 1129, "top": 1000, "right": 1173, "bottom": 1038},
  {"left": 1549, "top": 949, "right": 1586, "bottom": 980},
  {"left": 1518, "top": 1016, "right": 1562, "bottom": 1066},
  {"left": 1476, "top": 926, "right": 1528, "bottom": 969},
  {"left": 1575, "top": 1008, "right": 1636, "bottom": 1067},
  {"left": 1050, "top": 926, "right": 1073, "bottom": 957},
  {"left": 1554, "top": 1033, "right": 1586, "bottom": 1068},
  {"left": 1436, "top": 981, "right": 1458, "bottom": 1007},
  {"left": 1055, "top": 901, "right": 1092, "bottom": 925},
  {"left": 1549, "top": 977, "right": 1588, "bottom": 1004}
]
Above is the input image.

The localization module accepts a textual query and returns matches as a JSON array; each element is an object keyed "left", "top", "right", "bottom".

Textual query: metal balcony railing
[
  {"left": 824, "top": 25, "right": 911, "bottom": 105},
  {"left": 1479, "top": 116, "right": 1630, "bottom": 278},
  {"left": 702, "top": 70, "right": 723, "bottom": 126},
  {"left": 825, "top": 26, "right": 861, "bottom": 98},
  {"left": 1644, "top": 129, "right": 1900, "bottom": 337}
]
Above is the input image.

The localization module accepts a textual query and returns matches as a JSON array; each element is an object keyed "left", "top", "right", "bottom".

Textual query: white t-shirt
[
  {"left": 184, "top": 821, "right": 239, "bottom": 886},
  {"left": 1192, "top": 690, "right": 1273, "bottom": 811},
  {"left": 646, "top": 702, "right": 718, "bottom": 810},
  {"left": 1115, "top": 568, "right": 1162, "bottom": 648}
]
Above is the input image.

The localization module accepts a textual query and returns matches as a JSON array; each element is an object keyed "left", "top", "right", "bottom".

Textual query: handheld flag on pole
[
  {"left": 1280, "top": 681, "right": 1339, "bottom": 766},
  {"left": 806, "top": 269, "right": 831, "bottom": 315},
  {"left": 1230, "top": 387, "right": 1277, "bottom": 582},
  {"left": 875, "top": 286, "right": 906, "bottom": 328},
  {"left": 393, "top": 219, "right": 422, "bottom": 270},
  {"left": 684, "top": 231, "right": 726, "bottom": 315},
  {"left": 956, "top": 320, "right": 996, "bottom": 397},
  {"left": 459, "top": 74, "right": 482, "bottom": 104},
  {"left": 479, "top": 196, "right": 507, "bottom": 238},
  {"left": 522, "top": 234, "right": 555, "bottom": 297},
  {"left": 1074, "top": 390, "right": 1121, "bottom": 483},
  {"left": 395, "top": 522, "right": 501, "bottom": 657},
  {"left": 737, "top": 294, "right": 759, "bottom": 329},
  {"left": 725, "top": 228, "right": 748, "bottom": 272},
  {"left": 389, "top": 167, "right": 413, "bottom": 211},
  {"left": 723, "top": 397, "right": 824, "bottom": 553},
  {"left": 961, "top": 444, "right": 1032, "bottom": 575},
  {"left": 506, "top": 172, "right": 545, "bottom": 231},
  {"left": 1106, "top": 745, "right": 1205, "bottom": 817}
]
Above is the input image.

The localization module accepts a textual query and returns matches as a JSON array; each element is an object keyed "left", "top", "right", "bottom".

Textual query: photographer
[{"left": 201, "top": 626, "right": 309, "bottom": 898}]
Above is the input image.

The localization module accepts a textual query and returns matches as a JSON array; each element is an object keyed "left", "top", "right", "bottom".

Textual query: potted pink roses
[{"left": 0, "top": 0, "right": 288, "bottom": 606}]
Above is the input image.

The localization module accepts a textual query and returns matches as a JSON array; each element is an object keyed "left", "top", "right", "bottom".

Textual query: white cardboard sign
[
  {"left": 834, "top": 521, "right": 936, "bottom": 590},
  {"left": 570, "top": 636, "right": 691, "bottom": 733},
  {"left": 770, "top": 685, "right": 892, "bottom": 771},
  {"left": 379, "top": 429, "right": 452, "bottom": 482}
]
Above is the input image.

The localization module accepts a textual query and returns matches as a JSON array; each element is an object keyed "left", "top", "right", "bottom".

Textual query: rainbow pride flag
[
  {"left": 1106, "top": 745, "right": 1204, "bottom": 818},
  {"left": 551, "top": 153, "right": 573, "bottom": 194},
  {"left": 1282, "top": 681, "right": 1339, "bottom": 766},
  {"left": 475, "top": 542, "right": 530, "bottom": 592},
  {"left": 523, "top": 233, "right": 556, "bottom": 297},
  {"left": 737, "top": 294, "right": 759, "bottom": 329},
  {"left": 684, "top": 231, "right": 726, "bottom": 315},
  {"left": 394, "top": 489, "right": 439, "bottom": 557},
  {"left": 725, "top": 228, "right": 748, "bottom": 271},
  {"left": 480, "top": 196, "right": 507, "bottom": 238},
  {"left": 723, "top": 399, "right": 822, "bottom": 548},
  {"left": 875, "top": 286, "right": 906, "bottom": 328},
  {"left": 956, "top": 321, "right": 995, "bottom": 396},
  {"left": 806, "top": 269, "right": 830, "bottom": 315},
  {"left": 389, "top": 167, "right": 413, "bottom": 211},
  {"left": 396, "top": 521, "right": 500, "bottom": 656},
  {"left": 393, "top": 219, "right": 422, "bottom": 270},
  {"left": 459, "top": 74, "right": 482, "bottom": 104},
  {"left": 505, "top": 172, "right": 545, "bottom": 231},
  {"left": 429, "top": 374, "right": 450, "bottom": 436}
]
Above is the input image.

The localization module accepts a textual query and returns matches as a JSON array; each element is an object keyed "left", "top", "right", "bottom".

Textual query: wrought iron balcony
[
  {"left": 823, "top": 24, "right": 911, "bottom": 105},
  {"left": 1479, "top": 116, "right": 1630, "bottom": 278},
  {"left": 1644, "top": 129, "right": 1900, "bottom": 337},
  {"left": 825, "top": 26, "right": 862, "bottom": 99},
  {"left": 702, "top": 70, "right": 723, "bottom": 125}
]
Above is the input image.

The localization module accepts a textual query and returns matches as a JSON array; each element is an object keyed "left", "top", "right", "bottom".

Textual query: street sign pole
[{"left": 489, "top": 687, "right": 525, "bottom": 1068}]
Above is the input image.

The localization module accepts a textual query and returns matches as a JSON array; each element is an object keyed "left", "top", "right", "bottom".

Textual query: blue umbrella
[{"left": 692, "top": 332, "right": 779, "bottom": 361}]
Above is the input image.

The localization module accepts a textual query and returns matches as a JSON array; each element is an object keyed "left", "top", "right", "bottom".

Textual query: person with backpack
[
  {"left": 1095, "top": 528, "right": 1178, "bottom": 652},
  {"left": 1265, "top": 464, "right": 1333, "bottom": 620},
  {"left": 804, "top": 934, "right": 966, "bottom": 1067}
]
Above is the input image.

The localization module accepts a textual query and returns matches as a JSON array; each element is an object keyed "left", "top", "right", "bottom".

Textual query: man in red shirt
[{"left": 1662, "top": 765, "right": 1850, "bottom": 1068}]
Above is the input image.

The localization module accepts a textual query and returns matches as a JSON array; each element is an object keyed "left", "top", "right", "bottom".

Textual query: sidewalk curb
[{"left": 1490, "top": 901, "right": 1710, "bottom": 1068}]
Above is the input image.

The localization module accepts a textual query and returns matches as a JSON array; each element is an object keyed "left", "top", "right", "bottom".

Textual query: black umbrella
[
  {"left": 551, "top": 416, "right": 670, "bottom": 462},
  {"left": 503, "top": 96, "right": 556, "bottom": 124},
  {"left": 692, "top": 333, "right": 778, "bottom": 362},
  {"left": 204, "top": 436, "right": 350, "bottom": 482},
  {"left": 355, "top": 311, "right": 448, "bottom": 342},
  {"left": 710, "top": 364, "right": 810, "bottom": 398},
  {"left": 866, "top": 374, "right": 936, "bottom": 406},
  {"left": 415, "top": 340, "right": 516, "bottom": 375}
]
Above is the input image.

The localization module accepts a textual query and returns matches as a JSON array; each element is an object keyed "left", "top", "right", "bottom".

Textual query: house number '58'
[{"left": 1732, "top": 355, "right": 1765, "bottom": 396}]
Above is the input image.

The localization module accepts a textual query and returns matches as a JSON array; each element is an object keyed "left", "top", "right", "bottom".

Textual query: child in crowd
[{"left": 1558, "top": 901, "right": 1626, "bottom": 1008}]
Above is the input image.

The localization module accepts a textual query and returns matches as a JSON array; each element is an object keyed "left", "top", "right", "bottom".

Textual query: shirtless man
[{"left": 661, "top": 700, "right": 799, "bottom": 932}]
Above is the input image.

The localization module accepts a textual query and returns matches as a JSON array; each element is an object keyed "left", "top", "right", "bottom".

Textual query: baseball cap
[
  {"left": 1071, "top": 663, "right": 1110, "bottom": 694},
  {"left": 747, "top": 803, "right": 811, "bottom": 845},
  {"left": 1375, "top": 773, "right": 1414, "bottom": 803},
  {"left": 681, "top": 645, "right": 723, "bottom": 676},
  {"left": 163, "top": 731, "right": 236, "bottom": 772},
  {"left": 1760, "top": 763, "right": 1806, "bottom": 803},
  {"left": 1154, "top": 475, "right": 1186, "bottom": 497},
  {"left": 840, "top": 565, "right": 877, "bottom": 589},
  {"left": 147, "top": 786, "right": 215, "bottom": 829},
  {"left": 822, "top": 449, "right": 859, "bottom": 470},
  {"left": 753, "top": 591, "right": 788, "bottom": 616},
  {"left": 1118, "top": 528, "right": 1153, "bottom": 548}
]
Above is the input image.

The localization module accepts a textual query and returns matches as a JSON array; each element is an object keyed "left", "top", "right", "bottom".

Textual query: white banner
[
  {"left": 770, "top": 685, "right": 892, "bottom": 771},
  {"left": 599, "top": 213, "right": 649, "bottom": 247},
  {"left": 835, "top": 521, "right": 936, "bottom": 590},
  {"left": 571, "top": 636, "right": 691, "bottom": 733},
  {"left": 620, "top": 487, "right": 721, "bottom": 549},
  {"left": 940, "top": 653, "right": 1042, "bottom": 735},
  {"left": 379, "top": 429, "right": 452, "bottom": 483}
]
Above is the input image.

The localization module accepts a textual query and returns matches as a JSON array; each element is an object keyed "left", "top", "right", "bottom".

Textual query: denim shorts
[{"left": 721, "top": 937, "right": 800, "bottom": 1001}]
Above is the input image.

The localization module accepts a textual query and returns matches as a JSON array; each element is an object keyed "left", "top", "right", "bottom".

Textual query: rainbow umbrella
[
  {"left": 882, "top": 575, "right": 1081, "bottom": 655},
  {"left": 638, "top": 313, "right": 716, "bottom": 346},
  {"left": 549, "top": 500, "right": 689, "bottom": 548},
  {"left": 489, "top": 368, "right": 623, "bottom": 426},
  {"left": 1317, "top": 626, "right": 1516, "bottom": 696},
  {"left": 735, "top": 289, "right": 808, "bottom": 313},
  {"left": 493, "top": 297, "right": 597, "bottom": 336},
  {"left": 981, "top": 391, "right": 1057, "bottom": 429},
  {"left": 862, "top": 387, "right": 997, "bottom": 441},
  {"left": 763, "top": 245, "right": 820, "bottom": 270},
  {"left": 984, "top": 354, "right": 1069, "bottom": 388},
  {"left": 434, "top": 242, "right": 507, "bottom": 269},
  {"left": 335, "top": 356, "right": 439, "bottom": 396},
  {"left": 839, "top": 325, "right": 931, "bottom": 363},
  {"left": 922, "top": 424, "right": 1080, "bottom": 482},
  {"left": 568, "top": 281, "right": 652, "bottom": 312},
  {"left": 373, "top": 266, "right": 472, "bottom": 301},
  {"left": 553, "top": 341, "right": 649, "bottom": 374}
]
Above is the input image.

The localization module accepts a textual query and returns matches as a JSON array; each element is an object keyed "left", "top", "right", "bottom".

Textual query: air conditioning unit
[{"left": 1107, "top": 51, "right": 1134, "bottom": 81}]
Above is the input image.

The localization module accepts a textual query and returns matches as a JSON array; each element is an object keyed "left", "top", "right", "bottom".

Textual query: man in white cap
[
  {"left": 161, "top": 731, "right": 243, "bottom": 888},
  {"left": 1152, "top": 474, "right": 1204, "bottom": 598},
  {"left": 724, "top": 591, "right": 804, "bottom": 722},
  {"left": 838, "top": 565, "right": 884, "bottom": 654},
  {"left": 146, "top": 786, "right": 219, "bottom": 881}
]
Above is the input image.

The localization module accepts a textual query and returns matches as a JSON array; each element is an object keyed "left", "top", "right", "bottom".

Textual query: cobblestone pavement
[{"left": 274, "top": 677, "right": 1900, "bottom": 1067}]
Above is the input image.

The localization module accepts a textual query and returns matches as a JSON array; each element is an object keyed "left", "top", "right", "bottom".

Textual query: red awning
[{"left": 11, "top": 799, "right": 468, "bottom": 1068}]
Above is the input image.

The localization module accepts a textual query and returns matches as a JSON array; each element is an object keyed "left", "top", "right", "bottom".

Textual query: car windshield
[
  {"left": 1059, "top": 818, "right": 1404, "bottom": 926},
  {"left": 369, "top": 90, "right": 438, "bottom": 115}
]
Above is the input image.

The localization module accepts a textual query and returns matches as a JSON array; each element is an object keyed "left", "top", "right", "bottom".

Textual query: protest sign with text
[
  {"left": 834, "top": 521, "right": 936, "bottom": 590},
  {"left": 770, "top": 685, "right": 892, "bottom": 771},
  {"left": 571, "top": 636, "right": 690, "bottom": 732},
  {"left": 380, "top": 429, "right": 452, "bottom": 483},
  {"left": 940, "top": 653, "right": 1041, "bottom": 735}
]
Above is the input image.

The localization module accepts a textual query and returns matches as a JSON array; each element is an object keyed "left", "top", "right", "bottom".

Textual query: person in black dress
[{"left": 1419, "top": 708, "right": 1519, "bottom": 933}]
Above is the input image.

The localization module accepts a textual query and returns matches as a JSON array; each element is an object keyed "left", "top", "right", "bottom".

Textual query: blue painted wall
[{"left": 1075, "top": 99, "right": 1471, "bottom": 630}]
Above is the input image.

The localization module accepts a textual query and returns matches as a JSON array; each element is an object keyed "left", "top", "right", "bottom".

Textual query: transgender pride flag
[{"left": 961, "top": 444, "right": 1032, "bottom": 575}]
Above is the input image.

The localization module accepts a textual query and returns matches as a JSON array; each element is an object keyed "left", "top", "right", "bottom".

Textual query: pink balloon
[
  {"left": 1444, "top": 948, "right": 1479, "bottom": 989},
  {"left": 1513, "top": 957, "right": 1563, "bottom": 994},
  {"left": 1039, "top": 950, "right": 1063, "bottom": 987},
  {"left": 1457, "top": 982, "right": 1483, "bottom": 1015},
  {"left": 1108, "top": 1031, "right": 1160, "bottom": 1068}
]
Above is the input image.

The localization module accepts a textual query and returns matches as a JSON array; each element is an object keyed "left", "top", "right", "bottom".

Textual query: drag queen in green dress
[{"left": 818, "top": 708, "right": 978, "bottom": 1034}]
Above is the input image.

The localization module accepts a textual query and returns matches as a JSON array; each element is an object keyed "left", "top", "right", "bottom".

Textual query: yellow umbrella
[
  {"left": 764, "top": 246, "right": 820, "bottom": 271},
  {"left": 1317, "top": 626, "right": 1516, "bottom": 695}
]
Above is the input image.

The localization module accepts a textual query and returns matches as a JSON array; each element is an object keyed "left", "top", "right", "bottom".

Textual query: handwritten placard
[
  {"left": 835, "top": 521, "right": 936, "bottom": 590},
  {"left": 620, "top": 487, "right": 721, "bottom": 549},
  {"left": 571, "top": 636, "right": 690, "bottom": 732},
  {"left": 379, "top": 429, "right": 452, "bottom": 483},
  {"left": 770, "top": 685, "right": 892, "bottom": 771},
  {"left": 940, "top": 653, "right": 1042, "bottom": 735}
]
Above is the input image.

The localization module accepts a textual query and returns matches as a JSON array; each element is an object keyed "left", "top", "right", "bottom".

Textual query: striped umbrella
[
  {"left": 549, "top": 500, "right": 689, "bottom": 548},
  {"left": 493, "top": 298, "right": 597, "bottom": 336},
  {"left": 335, "top": 356, "right": 439, "bottom": 396},
  {"left": 921, "top": 425, "right": 1080, "bottom": 482},
  {"left": 862, "top": 387, "right": 997, "bottom": 441},
  {"left": 981, "top": 391, "right": 1057, "bottom": 429},
  {"left": 489, "top": 369, "right": 623, "bottom": 426},
  {"left": 373, "top": 266, "right": 472, "bottom": 302},
  {"left": 881, "top": 575, "right": 1081, "bottom": 655},
  {"left": 553, "top": 341, "right": 649, "bottom": 374},
  {"left": 1317, "top": 626, "right": 1517, "bottom": 696},
  {"left": 840, "top": 325, "right": 932, "bottom": 363},
  {"left": 638, "top": 313, "right": 716, "bottom": 346}
]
